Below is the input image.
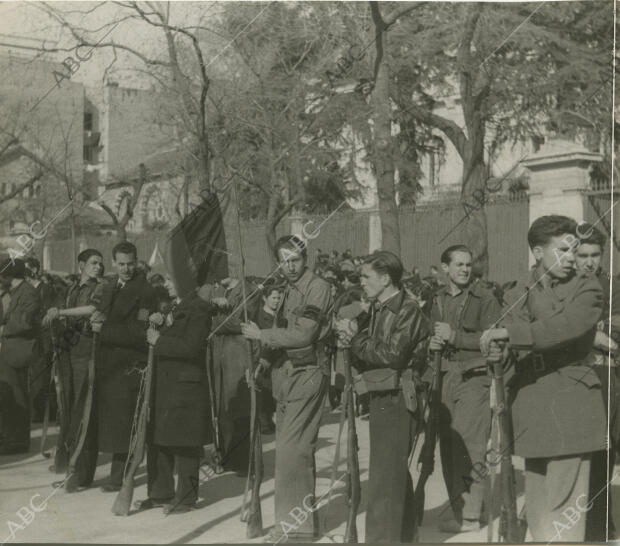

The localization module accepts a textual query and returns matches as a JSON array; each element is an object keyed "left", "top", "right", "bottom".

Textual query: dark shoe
[
  {"left": 162, "top": 502, "right": 195, "bottom": 515},
  {"left": 134, "top": 498, "right": 170, "bottom": 511},
  {"left": 100, "top": 484, "right": 121, "bottom": 493}
]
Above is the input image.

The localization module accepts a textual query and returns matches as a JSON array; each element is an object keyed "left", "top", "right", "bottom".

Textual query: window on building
[
  {"left": 84, "top": 112, "right": 93, "bottom": 131},
  {"left": 83, "top": 145, "right": 92, "bottom": 162}
]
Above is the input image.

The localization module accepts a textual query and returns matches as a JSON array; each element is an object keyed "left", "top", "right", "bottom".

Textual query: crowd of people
[{"left": 0, "top": 214, "right": 617, "bottom": 543}]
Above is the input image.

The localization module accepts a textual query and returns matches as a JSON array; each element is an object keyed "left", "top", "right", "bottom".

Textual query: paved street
[{"left": 0, "top": 407, "right": 618, "bottom": 544}]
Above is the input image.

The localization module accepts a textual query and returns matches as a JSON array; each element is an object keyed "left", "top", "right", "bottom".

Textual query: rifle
[
  {"left": 65, "top": 331, "right": 97, "bottom": 492},
  {"left": 342, "top": 348, "right": 360, "bottom": 543},
  {"left": 487, "top": 341, "right": 525, "bottom": 542},
  {"left": 242, "top": 341, "right": 263, "bottom": 538},
  {"left": 413, "top": 350, "right": 442, "bottom": 527},
  {"left": 111, "top": 324, "right": 156, "bottom": 516},
  {"left": 205, "top": 342, "right": 224, "bottom": 474},
  {"left": 49, "top": 326, "right": 70, "bottom": 473}
]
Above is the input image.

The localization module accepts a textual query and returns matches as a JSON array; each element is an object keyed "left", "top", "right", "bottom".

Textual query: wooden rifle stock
[
  {"left": 50, "top": 326, "right": 70, "bottom": 473},
  {"left": 488, "top": 342, "right": 524, "bottom": 542},
  {"left": 111, "top": 341, "right": 156, "bottom": 516},
  {"left": 413, "top": 350, "right": 442, "bottom": 527},
  {"left": 342, "top": 349, "right": 360, "bottom": 543},
  {"left": 66, "top": 331, "right": 98, "bottom": 492},
  {"left": 241, "top": 339, "right": 264, "bottom": 538}
]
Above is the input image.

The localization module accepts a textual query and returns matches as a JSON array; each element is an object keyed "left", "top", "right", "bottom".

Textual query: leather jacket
[{"left": 350, "top": 288, "right": 430, "bottom": 392}]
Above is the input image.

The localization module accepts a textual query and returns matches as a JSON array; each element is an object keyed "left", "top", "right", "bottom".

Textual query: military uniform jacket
[
  {"left": 501, "top": 265, "right": 606, "bottom": 458},
  {"left": 92, "top": 273, "right": 156, "bottom": 452},
  {"left": 260, "top": 268, "right": 332, "bottom": 366},
  {"left": 152, "top": 295, "right": 212, "bottom": 446},
  {"left": 0, "top": 280, "right": 41, "bottom": 369},
  {"left": 430, "top": 282, "right": 501, "bottom": 373}
]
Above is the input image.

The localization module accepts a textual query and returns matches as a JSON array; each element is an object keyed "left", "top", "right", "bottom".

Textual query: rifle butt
[
  {"left": 111, "top": 479, "right": 135, "bottom": 516},
  {"left": 245, "top": 504, "right": 263, "bottom": 539},
  {"left": 64, "top": 471, "right": 80, "bottom": 493}
]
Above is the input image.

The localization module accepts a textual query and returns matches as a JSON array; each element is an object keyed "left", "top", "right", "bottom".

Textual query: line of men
[{"left": 0, "top": 215, "right": 617, "bottom": 542}]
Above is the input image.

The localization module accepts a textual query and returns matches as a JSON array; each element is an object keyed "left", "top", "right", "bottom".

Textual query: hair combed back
[
  {"left": 440, "top": 244, "right": 472, "bottom": 265},
  {"left": 363, "top": 250, "right": 404, "bottom": 287},
  {"left": 576, "top": 222, "right": 606, "bottom": 249},
  {"left": 78, "top": 248, "right": 103, "bottom": 264},
  {"left": 275, "top": 235, "right": 307, "bottom": 259},
  {"left": 112, "top": 241, "right": 138, "bottom": 261},
  {"left": 527, "top": 215, "right": 577, "bottom": 249}
]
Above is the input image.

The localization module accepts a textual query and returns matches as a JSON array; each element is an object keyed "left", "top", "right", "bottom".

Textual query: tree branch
[{"left": 404, "top": 103, "right": 468, "bottom": 158}]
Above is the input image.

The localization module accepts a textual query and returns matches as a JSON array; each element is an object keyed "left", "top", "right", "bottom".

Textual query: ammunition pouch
[
  {"left": 360, "top": 368, "right": 400, "bottom": 392},
  {"left": 400, "top": 368, "right": 418, "bottom": 413}
]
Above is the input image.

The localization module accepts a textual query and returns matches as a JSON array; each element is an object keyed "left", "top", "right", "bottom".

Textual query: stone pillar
[{"left": 521, "top": 140, "right": 602, "bottom": 265}]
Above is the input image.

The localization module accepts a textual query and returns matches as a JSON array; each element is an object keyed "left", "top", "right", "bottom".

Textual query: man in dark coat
[
  {"left": 428, "top": 244, "right": 501, "bottom": 533},
  {"left": 90, "top": 242, "right": 156, "bottom": 491},
  {"left": 574, "top": 223, "right": 618, "bottom": 541},
  {"left": 336, "top": 250, "right": 429, "bottom": 543},
  {"left": 481, "top": 215, "right": 606, "bottom": 542},
  {"left": 0, "top": 258, "right": 42, "bottom": 454},
  {"left": 134, "top": 286, "right": 212, "bottom": 514},
  {"left": 43, "top": 248, "right": 103, "bottom": 487},
  {"left": 24, "top": 257, "right": 61, "bottom": 422}
]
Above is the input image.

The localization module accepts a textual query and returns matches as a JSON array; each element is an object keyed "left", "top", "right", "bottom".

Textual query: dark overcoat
[
  {"left": 210, "top": 280, "right": 260, "bottom": 421},
  {"left": 502, "top": 266, "right": 606, "bottom": 458},
  {"left": 0, "top": 280, "right": 42, "bottom": 405},
  {"left": 93, "top": 273, "right": 156, "bottom": 453},
  {"left": 151, "top": 295, "right": 212, "bottom": 447}
]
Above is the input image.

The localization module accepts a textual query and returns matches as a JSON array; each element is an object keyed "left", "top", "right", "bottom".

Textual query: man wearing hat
[{"left": 0, "top": 257, "right": 42, "bottom": 454}]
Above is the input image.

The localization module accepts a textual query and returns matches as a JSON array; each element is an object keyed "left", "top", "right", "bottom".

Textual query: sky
[{"left": 0, "top": 1, "right": 224, "bottom": 91}]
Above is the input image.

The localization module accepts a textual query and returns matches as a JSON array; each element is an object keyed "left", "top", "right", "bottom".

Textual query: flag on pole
[{"left": 164, "top": 192, "right": 229, "bottom": 298}]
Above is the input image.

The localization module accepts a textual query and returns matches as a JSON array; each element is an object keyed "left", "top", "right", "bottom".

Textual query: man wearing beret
[{"left": 0, "top": 258, "right": 42, "bottom": 454}]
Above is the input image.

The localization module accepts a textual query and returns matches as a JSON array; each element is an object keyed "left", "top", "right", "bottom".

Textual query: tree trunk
[
  {"left": 116, "top": 224, "right": 128, "bottom": 243},
  {"left": 371, "top": 13, "right": 400, "bottom": 256},
  {"left": 460, "top": 124, "right": 489, "bottom": 275}
]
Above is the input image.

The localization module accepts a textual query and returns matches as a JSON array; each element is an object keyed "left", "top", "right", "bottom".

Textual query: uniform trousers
[
  {"left": 439, "top": 369, "right": 491, "bottom": 521},
  {"left": 147, "top": 444, "right": 201, "bottom": 506},
  {"left": 66, "top": 353, "right": 98, "bottom": 487},
  {"left": 366, "top": 390, "right": 417, "bottom": 543},
  {"left": 525, "top": 454, "right": 590, "bottom": 542},
  {"left": 273, "top": 365, "right": 328, "bottom": 540},
  {"left": 0, "top": 366, "right": 30, "bottom": 449}
]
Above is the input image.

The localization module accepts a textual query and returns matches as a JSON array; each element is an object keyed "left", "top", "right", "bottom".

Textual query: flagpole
[{"left": 232, "top": 181, "right": 249, "bottom": 322}]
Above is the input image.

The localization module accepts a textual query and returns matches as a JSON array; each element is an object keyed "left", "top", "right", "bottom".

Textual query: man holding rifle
[
  {"left": 428, "top": 245, "right": 501, "bottom": 533},
  {"left": 43, "top": 248, "right": 103, "bottom": 489},
  {"left": 335, "top": 250, "right": 429, "bottom": 543},
  {"left": 241, "top": 235, "right": 332, "bottom": 542},
  {"left": 133, "top": 284, "right": 213, "bottom": 514},
  {"left": 90, "top": 242, "right": 156, "bottom": 492},
  {"left": 481, "top": 215, "right": 606, "bottom": 542}
]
